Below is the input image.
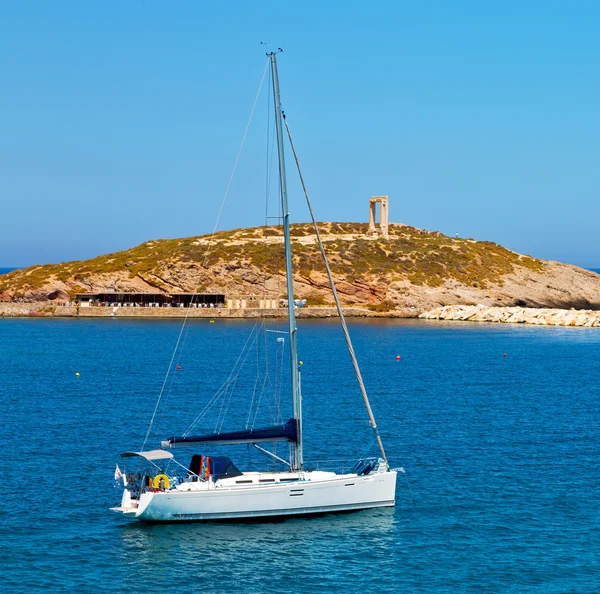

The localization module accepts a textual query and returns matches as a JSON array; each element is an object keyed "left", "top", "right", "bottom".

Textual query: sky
[{"left": 0, "top": 1, "right": 599, "bottom": 268}]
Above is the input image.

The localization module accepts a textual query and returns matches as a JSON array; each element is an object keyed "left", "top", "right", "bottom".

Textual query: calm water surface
[{"left": 1, "top": 318, "right": 598, "bottom": 592}]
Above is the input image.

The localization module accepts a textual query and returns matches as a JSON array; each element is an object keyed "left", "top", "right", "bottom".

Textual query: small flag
[
  {"left": 114, "top": 463, "right": 123, "bottom": 486},
  {"left": 200, "top": 455, "right": 212, "bottom": 480}
]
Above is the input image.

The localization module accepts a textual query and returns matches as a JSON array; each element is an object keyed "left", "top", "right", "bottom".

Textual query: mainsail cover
[{"left": 163, "top": 418, "right": 298, "bottom": 447}]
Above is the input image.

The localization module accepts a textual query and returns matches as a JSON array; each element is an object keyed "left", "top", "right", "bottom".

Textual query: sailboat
[{"left": 111, "top": 52, "right": 397, "bottom": 522}]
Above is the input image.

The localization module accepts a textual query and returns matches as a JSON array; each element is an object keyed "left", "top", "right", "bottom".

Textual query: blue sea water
[
  {"left": 0, "top": 267, "right": 18, "bottom": 275},
  {"left": 1, "top": 318, "right": 599, "bottom": 592}
]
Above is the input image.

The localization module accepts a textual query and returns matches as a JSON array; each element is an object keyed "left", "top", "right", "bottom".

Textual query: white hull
[{"left": 113, "top": 470, "right": 397, "bottom": 522}]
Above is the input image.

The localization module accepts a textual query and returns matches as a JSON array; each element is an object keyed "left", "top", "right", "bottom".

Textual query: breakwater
[{"left": 420, "top": 305, "right": 600, "bottom": 327}]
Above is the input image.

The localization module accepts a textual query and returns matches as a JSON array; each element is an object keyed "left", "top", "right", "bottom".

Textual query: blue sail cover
[{"left": 164, "top": 418, "right": 297, "bottom": 447}]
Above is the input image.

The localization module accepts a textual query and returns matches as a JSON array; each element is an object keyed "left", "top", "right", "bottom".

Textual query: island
[{"left": 1, "top": 222, "right": 599, "bottom": 325}]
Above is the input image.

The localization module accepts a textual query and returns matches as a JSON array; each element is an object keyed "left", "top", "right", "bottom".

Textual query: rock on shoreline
[{"left": 419, "top": 305, "right": 600, "bottom": 327}]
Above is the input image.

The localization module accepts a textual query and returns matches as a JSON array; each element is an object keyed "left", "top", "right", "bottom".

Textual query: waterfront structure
[
  {"left": 75, "top": 292, "right": 224, "bottom": 308},
  {"left": 75, "top": 292, "right": 281, "bottom": 310},
  {"left": 226, "top": 295, "right": 279, "bottom": 310}
]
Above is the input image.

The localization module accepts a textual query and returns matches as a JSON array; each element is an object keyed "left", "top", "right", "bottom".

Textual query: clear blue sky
[{"left": 1, "top": 1, "right": 598, "bottom": 267}]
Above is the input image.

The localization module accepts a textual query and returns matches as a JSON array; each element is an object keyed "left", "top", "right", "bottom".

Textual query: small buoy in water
[
  {"left": 210, "top": 320, "right": 215, "bottom": 323},
  {"left": 75, "top": 372, "right": 80, "bottom": 377},
  {"left": 177, "top": 365, "right": 181, "bottom": 370},
  {"left": 503, "top": 353, "right": 507, "bottom": 357},
  {"left": 396, "top": 355, "right": 401, "bottom": 361},
  {"left": 299, "top": 361, "right": 303, "bottom": 366}
]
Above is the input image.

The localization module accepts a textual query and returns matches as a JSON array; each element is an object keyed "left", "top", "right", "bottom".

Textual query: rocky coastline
[
  {"left": 5, "top": 301, "right": 600, "bottom": 327},
  {"left": 419, "top": 305, "right": 600, "bottom": 327}
]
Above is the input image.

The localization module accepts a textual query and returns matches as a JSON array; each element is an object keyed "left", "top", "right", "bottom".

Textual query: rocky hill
[{"left": 2, "top": 222, "right": 599, "bottom": 312}]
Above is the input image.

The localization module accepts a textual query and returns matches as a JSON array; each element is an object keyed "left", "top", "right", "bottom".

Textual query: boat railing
[{"left": 307, "top": 456, "right": 379, "bottom": 475}]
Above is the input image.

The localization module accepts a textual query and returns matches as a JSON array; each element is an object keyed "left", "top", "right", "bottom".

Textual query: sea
[{"left": 1, "top": 317, "right": 599, "bottom": 592}]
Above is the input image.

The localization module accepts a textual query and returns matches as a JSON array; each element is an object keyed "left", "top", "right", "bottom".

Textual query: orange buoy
[
  {"left": 177, "top": 365, "right": 182, "bottom": 370},
  {"left": 503, "top": 353, "right": 507, "bottom": 357},
  {"left": 396, "top": 355, "right": 401, "bottom": 361}
]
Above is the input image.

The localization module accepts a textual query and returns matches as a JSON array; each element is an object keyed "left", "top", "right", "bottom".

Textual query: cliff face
[{"left": 1, "top": 222, "right": 599, "bottom": 312}]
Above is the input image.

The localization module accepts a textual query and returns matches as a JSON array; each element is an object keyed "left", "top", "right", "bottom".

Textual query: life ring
[{"left": 152, "top": 474, "right": 170, "bottom": 490}]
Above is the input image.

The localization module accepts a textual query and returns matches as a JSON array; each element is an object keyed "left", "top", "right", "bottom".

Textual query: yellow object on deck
[{"left": 153, "top": 474, "right": 170, "bottom": 490}]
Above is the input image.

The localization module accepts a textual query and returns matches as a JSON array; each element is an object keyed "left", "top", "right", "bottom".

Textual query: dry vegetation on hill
[{"left": 1, "top": 222, "right": 599, "bottom": 312}]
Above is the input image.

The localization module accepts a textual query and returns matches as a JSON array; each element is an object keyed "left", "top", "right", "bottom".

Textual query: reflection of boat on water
[
  {"left": 119, "top": 506, "right": 396, "bottom": 548},
  {"left": 111, "top": 51, "right": 397, "bottom": 522},
  {"left": 117, "top": 507, "right": 397, "bottom": 580}
]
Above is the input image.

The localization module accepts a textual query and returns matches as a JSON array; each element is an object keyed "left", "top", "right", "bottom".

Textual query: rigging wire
[
  {"left": 397, "top": 467, "right": 417, "bottom": 506},
  {"left": 215, "top": 322, "right": 263, "bottom": 433},
  {"left": 182, "top": 320, "right": 260, "bottom": 436},
  {"left": 259, "top": 66, "right": 281, "bottom": 428},
  {"left": 264, "top": 64, "right": 273, "bottom": 220},
  {"left": 246, "top": 320, "right": 264, "bottom": 430},
  {"left": 282, "top": 113, "right": 390, "bottom": 468},
  {"left": 141, "top": 59, "right": 270, "bottom": 451},
  {"left": 342, "top": 437, "right": 378, "bottom": 472},
  {"left": 251, "top": 364, "right": 276, "bottom": 429},
  {"left": 245, "top": 62, "right": 282, "bottom": 432}
]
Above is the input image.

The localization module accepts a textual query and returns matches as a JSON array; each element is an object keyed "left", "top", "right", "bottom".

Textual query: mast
[{"left": 269, "top": 51, "right": 303, "bottom": 470}]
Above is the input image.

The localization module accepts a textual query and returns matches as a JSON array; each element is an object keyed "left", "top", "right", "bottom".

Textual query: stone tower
[{"left": 368, "top": 196, "right": 389, "bottom": 238}]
